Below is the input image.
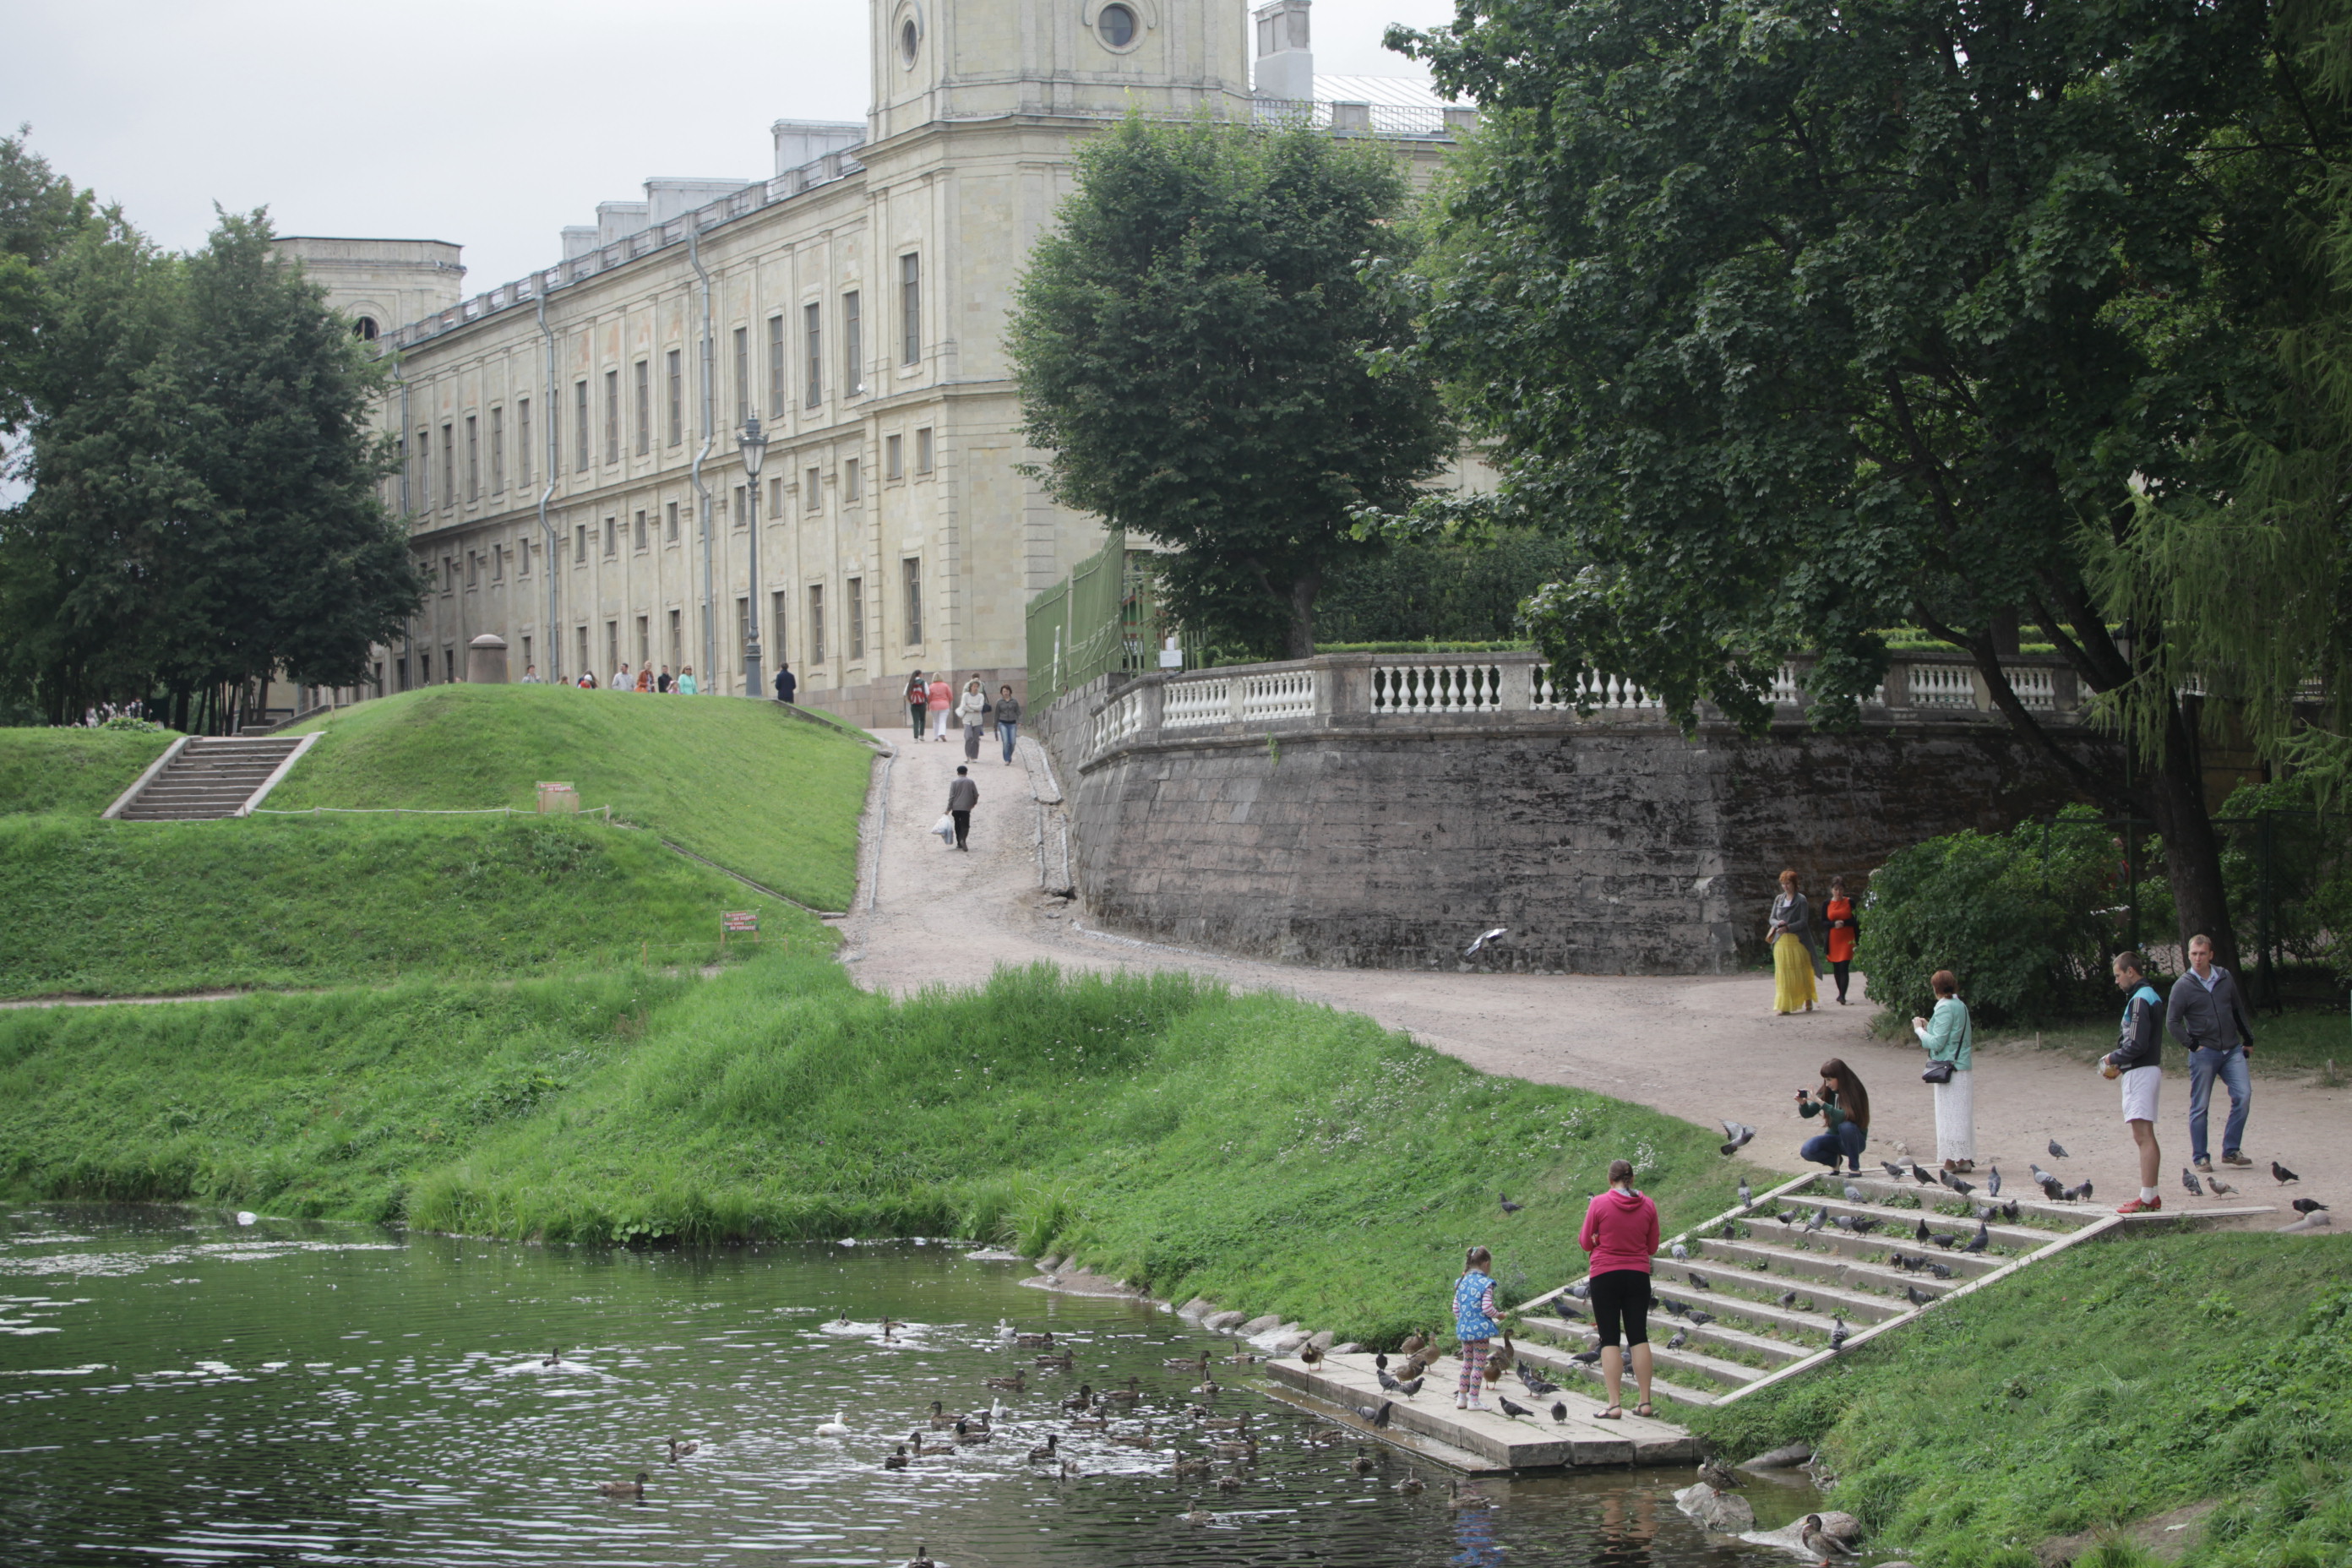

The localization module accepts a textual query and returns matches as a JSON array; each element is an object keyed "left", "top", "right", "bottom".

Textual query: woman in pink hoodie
[{"left": 1577, "top": 1158, "right": 1661, "bottom": 1418}]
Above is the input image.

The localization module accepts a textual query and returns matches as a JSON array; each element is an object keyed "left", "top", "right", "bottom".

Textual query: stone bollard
[{"left": 466, "top": 633, "right": 509, "bottom": 683}]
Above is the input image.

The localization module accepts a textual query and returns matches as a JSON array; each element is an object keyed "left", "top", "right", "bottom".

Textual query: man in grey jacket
[
  {"left": 2165, "top": 934, "right": 2256, "bottom": 1173},
  {"left": 945, "top": 765, "right": 978, "bottom": 851}
]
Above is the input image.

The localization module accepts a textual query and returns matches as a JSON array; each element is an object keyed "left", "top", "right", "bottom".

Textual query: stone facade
[
  {"left": 271, "top": 237, "right": 464, "bottom": 342},
  {"left": 335, "top": 0, "right": 1462, "bottom": 721},
  {"left": 1036, "top": 653, "right": 2114, "bottom": 973}
]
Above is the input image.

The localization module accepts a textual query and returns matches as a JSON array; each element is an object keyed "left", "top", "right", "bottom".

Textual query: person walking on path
[
  {"left": 520, "top": 664, "right": 542, "bottom": 684},
  {"left": 1578, "top": 1159, "right": 1660, "bottom": 1419},
  {"left": 1796, "top": 1058, "right": 1870, "bottom": 1173},
  {"left": 1767, "top": 870, "right": 1819, "bottom": 1015},
  {"left": 2167, "top": 933, "right": 2256, "bottom": 1173},
  {"left": 676, "top": 666, "right": 698, "bottom": 694},
  {"left": 905, "top": 672, "right": 928, "bottom": 739},
  {"left": 635, "top": 666, "right": 653, "bottom": 692},
  {"left": 657, "top": 667, "right": 672, "bottom": 693},
  {"left": 775, "top": 662, "right": 798, "bottom": 705},
  {"left": 958, "top": 678, "right": 989, "bottom": 760},
  {"left": 1823, "top": 877, "right": 1860, "bottom": 1005},
  {"left": 1451, "top": 1247, "right": 1501, "bottom": 1412},
  {"left": 1911, "top": 969, "right": 1975, "bottom": 1172},
  {"left": 612, "top": 661, "right": 633, "bottom": 692},
  {"left": 927, "top": 675, "right": 954, "bottom": 741},
  {"left": 945, "top": 765, "right": 978, "bottom": 851},
  {"left": 994, "top": 686, "right": 1022, "bottom": 765},
  {"left": 2104, "top": 950, "right": 2169, "bottom": 1213}
]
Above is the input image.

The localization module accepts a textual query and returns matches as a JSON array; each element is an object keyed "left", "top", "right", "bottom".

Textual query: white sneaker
[{"left": 1454, "top": 1395, "right": 1467, "bottom": 1409}]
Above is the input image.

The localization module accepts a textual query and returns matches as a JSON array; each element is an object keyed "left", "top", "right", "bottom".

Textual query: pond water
[{"left": 0, "top": 1206, "right": 1821, "bottom": 1566}]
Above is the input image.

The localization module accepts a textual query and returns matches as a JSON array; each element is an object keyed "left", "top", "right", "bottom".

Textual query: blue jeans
[
  {"left": 2187, "top": 1045, "right": 2252, "bottom": 1162},
  {"left": 1801, "top": 1122, "right": 1865, "bottom": 1173},
  {"left": 998, "top": 720, "right": 1019, "bottom": 762}
]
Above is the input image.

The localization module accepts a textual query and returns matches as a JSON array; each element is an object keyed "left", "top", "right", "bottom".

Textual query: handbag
[
  {"left": 931, "top": 814, "right": 956, "bottom": 843},
  {"left": 1922, "top": 1060, "right": 1955, "bottom": 1085}
]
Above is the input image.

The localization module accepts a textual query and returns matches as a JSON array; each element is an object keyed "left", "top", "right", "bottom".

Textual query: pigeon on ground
[
  {"left": 1906, "top": 1284, "right": 1936, "bottom": 1308},
  {"left": 1925, "top": 1261, "right": 1952, "bottom": 1279},
  {"left": 1985, "top": 1166, "right": 2002, "bottom": 1197},
  {"left": 1568, "top": 1348, "right": 1603, "bottom": 1366},
  {"left": 1827, "top": 1317, "right": 1850, "bottom": 1354},
  {"left": 1671, "top": 1242, "right": 1690, "bottom": 1260},
  {"left": 2292, "top": 1198, "right": 2328, "bottom": 1215},
  {"left": 1849, "top": 1217, "right": 1881, "bottom": 1234},
  {"left": 2039, "top": 1175, "right": 2066, "bottom": 1201},
  {"left": 2064, "top": 1181, "right": 2093, "bottom": 1202},
  {"left": 1739, "top": 1179, "right": 1754, "bottom": 1209},
  {"left": 1565, "top": 1283, "right": 1592, "bottom": 1301},
  {"left": 1553, "top": 1298, "right": 1587, "bottom": 1323},
  {"left": 1915, "top": 1217, "right": 1932, "bottom": 1242},
  {"left": 1550, "top": 1401, "right": 1568, "bottom": 1422},
  {"left": 1517, "top": 1364, "right": 1558, "bottom": 1396},
  {"left": 1778, "top": 1288, "right": 1799, "bottom": 1307},
  {"left": 1465, "top": 927, "right": 1509, "bottom": 959},
  {"left": 1911, "top": 1165, "right": 1938, "bottom": 1186},
  {"left": 1666, "top": 1329, "right": 1689, "bottom": 1350},
  {"left": 2048, "top": 1140, "right": 2070, "bottom": 1159},
  {"left": 1664, "top": 1299, "right": 1688, "bottom": 1320},
  {"left": 1721, "top": 1121, "right": 1757, "bottom": 1156},
  {"left": 1377, "top": 1368, "right": 1403, "bottom": 1391},
  {"left": 1881, "top": 1161, "right": 1907, "bottom": 1179},
  {"left": 1499, "top": 1194, "right": 1524, "bottom": 1215},
  {"left": 1843, "top": 1182, "right": 1866, "bottom": 1204},
  {"left": 1943, "top": 1172, "right": 1975, "bottom": 1196},
  {"left": 2181, "top": 1168, "right": 2204, "bottom": 1198},
  {"left": 1930, "top": 1232, "right": 1957, "bottom": 1250},
  {"left": 1721, "top": 1220, "right": 1739, "bottom": 1239},
  {"left": 2273, "top": 1161, "right": 2300, "bottom": 1184},
  {"left": 1832, "top": 1215, "right": 1858, "bottom": 1233},
  {"left": 2001, "top": 1200, "right": 2020, "bottom": 1223},
  {"left": 1777, "top": 1210, "right": 1796, "bottom": 1228},
  {"left": 1496, "top": 1396, "right": 1533, "bottom": 1419},
  {"left": 1963, "top": 1222, "right": 1989, "bottom": 1255},
  {"left": 2208, "top": 1177, "right": 2235, "bottom": 1195},
  {"left": 1685, "top": 1309, "right": 1716, "bottom": 1327},
  {"left": 1807, "top": 1207, "right": 1828, "bottom": 1232},
  {"left": 1686, "top": 1271, "right": 1711, "bottom": 1291},
  {"left": 1395, "top": 1376, "right": 1424, "bottom": 1397}
]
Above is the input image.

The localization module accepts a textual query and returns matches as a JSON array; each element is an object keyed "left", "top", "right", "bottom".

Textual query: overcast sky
[{"left": 6, "top": 0, "right": 1456, "bottom": 294}]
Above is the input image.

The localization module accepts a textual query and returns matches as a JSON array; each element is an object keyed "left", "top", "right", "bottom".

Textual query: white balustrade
[
  {"left": 1372, "top": 662, "right": 1505, "bottom": 714},
  {"left": 1908, "top": 664, "right": 1978, "bottom": 708},
  {"left": 1240, "top": 668, "right": 1317, "bottom": 721},
  {"left": 2006, "top": 666, "right": 2056, "bottom": 710},
  {"left": 1090, "top": 689, "right": 1146, "bottom": 754},
  {"left": 1162, "top": 677, "right": 1234, "bottom": 730},
  {"left": 1772, "top": 662, "right": 1805, "bottom": 705},
  {"left": 1542, "top": 667, "right": 1658, "bottom": 711}
]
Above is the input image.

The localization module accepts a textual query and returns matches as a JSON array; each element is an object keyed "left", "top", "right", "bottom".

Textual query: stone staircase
[
  {"left": 1515, "top": 1168, "right": 2149, "bottom": 1412},
  {"left": 104, "top": 734, "right": 317, "bottom": 821}
]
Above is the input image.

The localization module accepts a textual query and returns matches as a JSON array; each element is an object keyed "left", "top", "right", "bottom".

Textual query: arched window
[{"left": 353, "top": 315, "right": 378, "bottom": 340}]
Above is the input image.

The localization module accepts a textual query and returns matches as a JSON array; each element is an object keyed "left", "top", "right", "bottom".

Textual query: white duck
[{"left": 817, "top": 1411, "right": 852, "bottom": 1438}]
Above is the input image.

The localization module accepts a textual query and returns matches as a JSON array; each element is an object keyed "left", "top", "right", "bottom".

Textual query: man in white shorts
[{"left": 2102, "top": 950, "right": 2167, "bottom": 1213}]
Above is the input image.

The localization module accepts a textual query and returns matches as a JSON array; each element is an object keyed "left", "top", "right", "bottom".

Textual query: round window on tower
[
  {"left": 900, "top": 16, "right": 919, "bottom": 64},
  {"left": 1097, "top": 3, "right": 1137, "bottom": 48}
]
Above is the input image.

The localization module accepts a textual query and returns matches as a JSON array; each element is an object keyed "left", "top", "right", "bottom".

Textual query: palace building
[{"left": 289, "top": 0, "right": 1466, "bottom": 724}]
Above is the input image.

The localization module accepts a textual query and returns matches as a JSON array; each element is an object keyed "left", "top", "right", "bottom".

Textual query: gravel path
[{"left": 841, "top": 727, "right": 2347, "bottom": 1223}]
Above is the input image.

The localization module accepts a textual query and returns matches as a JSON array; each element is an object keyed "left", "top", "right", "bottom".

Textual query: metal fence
[{"left": 1025, "top": 531, "right": 1190, "bottom": 708}]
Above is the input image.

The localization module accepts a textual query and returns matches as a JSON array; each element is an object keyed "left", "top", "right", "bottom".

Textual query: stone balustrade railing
[{"left": 1081, "top": 650, "right": 2082, "bottom": 760}]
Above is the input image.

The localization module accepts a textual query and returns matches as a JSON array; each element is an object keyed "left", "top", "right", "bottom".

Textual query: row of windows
[
  {"left": 524, "top": 563, "right": 924, "bottom": 679},
  {"left": 404, "top": 257, "right": 922, "bottom": 512}
]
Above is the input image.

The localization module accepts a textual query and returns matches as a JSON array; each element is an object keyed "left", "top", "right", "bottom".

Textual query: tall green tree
[
  {"left": 1390, "top": 0, "right": 2349, "bottom": 964},
  {"left": 1010, "top": 116, "right": 1452, "bottom": 657},
  {"left": 0, "top": 129, "right": 97, "bottom": 438}
]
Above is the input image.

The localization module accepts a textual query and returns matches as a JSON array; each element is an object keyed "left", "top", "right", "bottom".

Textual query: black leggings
[
  {"left": 1832, "top": 960, "right": 1852, "bottom": 1000},
  {"left": 1589, "top": 1268, "right": 1652, "bottom": 1348}
]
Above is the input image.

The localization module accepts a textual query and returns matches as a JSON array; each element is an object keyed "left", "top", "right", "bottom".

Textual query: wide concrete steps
[{"left": 109, "top": 736, "right": 311, "bottom": 820}]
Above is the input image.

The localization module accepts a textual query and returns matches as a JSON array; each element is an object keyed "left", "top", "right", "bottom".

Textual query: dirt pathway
[{"left": 841, "top": 727, "right": 2348, "bottom": 1221}]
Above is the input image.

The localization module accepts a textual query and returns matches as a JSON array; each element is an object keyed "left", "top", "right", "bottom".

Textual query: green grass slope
[
  {"left": 1691, "top": 1233, "right": 2352, "bottom": 1568},
  {"left": 0, "top": 955, "right": 1774, "bottom": 1342},
  {"left": 272, "top": 684, "right": 874, "bottom": 908},
  {"left": 0, "top": 728, "right": 178, "bottom": 815},
  {"left": 0, "top": 814, "right": 822, "bottom": 999}
]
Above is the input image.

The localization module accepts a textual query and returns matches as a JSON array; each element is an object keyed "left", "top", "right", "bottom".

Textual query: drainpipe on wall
[
  {"left": 536, "top": 289, "right": 563, "bottom": 680},
  {"left": 393, "top": 347, "right": 413, "bottom": 684},
  {"left": 689, "top": 227, "right": 717, "bottom": 689}
]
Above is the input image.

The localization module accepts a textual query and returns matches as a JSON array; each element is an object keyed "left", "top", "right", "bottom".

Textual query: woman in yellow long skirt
[{"left": 1768, "top": 868, "right": 1819, "bottom": 1014}]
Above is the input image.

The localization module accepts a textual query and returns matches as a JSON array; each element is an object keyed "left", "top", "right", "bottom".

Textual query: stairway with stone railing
[{"left": 103, "top": 734, "right": 319, "bottom": 821}]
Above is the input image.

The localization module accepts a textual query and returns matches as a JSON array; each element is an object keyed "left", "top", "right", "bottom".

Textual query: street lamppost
[{"left": 738, "top": 413, "right": 768, "bottom": 700}]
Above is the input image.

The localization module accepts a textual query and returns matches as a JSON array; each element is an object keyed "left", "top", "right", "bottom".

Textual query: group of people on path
[
  {"left": 521, "top": 662, "right": 700, "bottom": 694},
  {"left": 902, "top": 672, "right": 1022, "bottom": 764},
  {"left": 1766, "top": 869, "right": 1859, "bottom": 1011}
]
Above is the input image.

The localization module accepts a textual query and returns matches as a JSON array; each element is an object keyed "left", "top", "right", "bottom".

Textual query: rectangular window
[
  {"left": 732, "top": 485, "right": 747, "bottom": 530},
  {"left": 397, "top": 656, "right": 409, "bottom": 692},
  {"left": 805, "top": 466, "right": 821, "bottom": 516},
  {"left": 732, "top": 326, "right": 749, "bottom": 423},
  {"left": 574, "top": 380, "right": 590, "bottom": 471},
  {"left": 916, "top": 427, "right": 933, "bottom": 474},
  {"left": 847, "top": 577, "right": 865, "bottom": 662},
  {"left": 491, "top": 406, "right": 505, "bottom": 493},
  {"left": 603, "top": 516, "right": 617, "bottom": 557},
  {"left": 843, "top": 290, "right": 862, "bottom": 395},
  {"left": 634, "top": 509, "right": 647, "bottom": 552},
  {"left": 665, "top": 500, "right": 678, "bottom": 542},
  {"left": 666, "top": 350, "right": 683, "bottom": 446},
  {"left": 636, "top": 614, "right": 650, "bottom": 667},
  {"left": 466, "top": 551, "right": 478, "bottom": 587},
  {"left": 520, "top": 637, "right": 531, "bottom": 670},
  {"left": 768, "top": 314, "right": 787, "bottom": 416},
  {"left": 808, "top": 583, "right": 825, "bottom": 664},
  {"left": 736, "top": 596, "right": 751, "bottom": 667},
  {"left": 443, "top": 554, "right": 455, "bottom": 592},
  {"left": 902, "top": 557, "right": 923, "bottom": 645},
  {"left": 519, "top": 536, "right": 531, "bottom": 576},
  {"left": 668, "top": 607, "right": 682, "bottom": 667},
  {"left": 519, "top": 398, "right": 532, "bottom": 486},
  {"left": 577, "top": 625, "right": 590, "bottom": 676},
  {"left": 770, "top": 591, "right": 787, "bottom": 661},
  {"left": 900, "top": 253, "right": 920, "bottom": 364},
  {"left": 466, "top": 415, "right": 479, "bottom": 501},
  {"left": 441, "top": 422, "right": 455, "bottom": 507},
  {"left": 770, "top": 476, "right": 782, "bottom": 518},
  {"left": 420, "top": 651, "right": 432, "bottom": 684},
  {"left": 845, "top": 456, "right": 862, "bottom": 500},
  {"left": 493, "top": 543, "right": 504, "bottom": 581},
  {"left": 605, "top": 621, "right": 619, "bottom": 676},
  {"left": 886, "top": 433, "right": 902, "bottom": 480},
  {"left": 416, "top": 427, "right": 429, "bottom": 508},
  {"left": 604, "top": 368, "right": 619, "bottom": 465},
  {"left": 574, "top": 521, "right": 588, "bottom": 562},
  {"left": 634, "top": 361, "right": 650, "bottom": 455},
  {"left": 803, "top": 301, "right": 822, "bottom": 408}
]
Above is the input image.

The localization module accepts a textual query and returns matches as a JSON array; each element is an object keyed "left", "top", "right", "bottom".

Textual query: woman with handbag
[{"left": 1912, "top": 969, "right": 1975, "bottom": 1172}]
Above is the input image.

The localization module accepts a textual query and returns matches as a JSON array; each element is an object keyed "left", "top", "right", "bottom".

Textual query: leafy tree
[
  {"left": 1388, "top": 0, "right": 2350, "bottom": 964},
  {"left": 1010, "top": 116, "right": 1452, "bottom": 657},
  {"left": 0, "top": 128, "right": 96, "bottom": 438},
  {"left": 1315, "top": 527, "right": 1580, "bottom": 643}
]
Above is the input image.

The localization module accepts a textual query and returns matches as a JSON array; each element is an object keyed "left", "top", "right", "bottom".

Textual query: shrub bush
[{"left": 1859, "top": 808, "right": 2172, "bottom": 1026}]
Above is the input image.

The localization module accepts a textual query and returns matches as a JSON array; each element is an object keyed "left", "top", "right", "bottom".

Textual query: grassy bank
[
  {"left": 0, "top": 954, "right": 1771, "bottom": 1341},
  {"left": 0, "top": 728, "right": 178, "bottom": 815},
  {"left": 271, "top": 685, "right": 873, "bottom": 908},
  {"left": 1690, "top": 1233, "right": 2352, "bottom": 1567},
  {"left": 0, "top": 814, "right": 822, "bottom": 998}
]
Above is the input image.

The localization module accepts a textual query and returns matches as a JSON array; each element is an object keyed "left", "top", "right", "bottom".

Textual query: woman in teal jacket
[{"left": 1911, "top": 968, "right": 1975, "bottom": 1173}]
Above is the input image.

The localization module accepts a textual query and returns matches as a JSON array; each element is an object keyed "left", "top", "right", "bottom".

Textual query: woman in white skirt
[{"left": 1911, "top": 968, "right": 1975, "bottom": 1172}]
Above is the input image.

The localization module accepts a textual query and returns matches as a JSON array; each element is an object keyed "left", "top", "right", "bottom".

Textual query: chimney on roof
[{"left": 1253, "top": 0, "right": 1312, "bottom": 101}]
